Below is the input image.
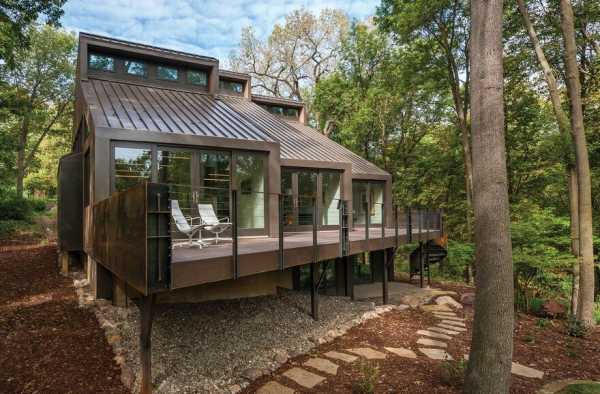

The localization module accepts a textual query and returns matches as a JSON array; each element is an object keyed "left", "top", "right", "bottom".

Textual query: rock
[
  {"left": 107, "top": 334, "right": 121, "bottom": 345},
  {"left": 120, "top": 364, "right": 135, "bottom": 389},
  {"left": 346, "top": 347, "right": 387, "bottom": 360},
  {"left": 428, "top": 326, "right": 460, "bottom": 335},
  {"left": 420, "top": 304, "right": 452, "bottom": 313},
  {"left": 323, "top": 350, "right": 358, "bottom": 363},
  {"left": 273, "top": 349, "right": 289, "bottom": 364},
  {"left": 511, "top": 362, "right": 544, "bottom": 379},
  {"left": 437, "top": 323, "right": 467, "bottom": 332},
  {"left": 303, "top": 357, "right": 339, "bottom": 375},
  {"left": 400, "top": 295, "right": 422, "bottom": 308},
  {"left": 282, "top": 367, "right": 326, "bottom": 389},
  {"left": 228, "top": 384, "right": 242, "bottom": 393},
  {"left": 435, "top": 295, "right": 463, "bottom": 310},
  {"left": 418, "top": 348, "right": 453, "bottom": 360},
  {"left": 417, "top": 338, "right": 448, "bottom": 348},
  {"left": 542, "top": 300, "right": 566, "bottom": 317},
  {"left": 440, "top": 320, "right": 466, "bottom": 328},
  {"left": 113, "top": 355, "right": 125, "bottom": 365},
  {"left": 384, "top": 347, "right": 417, "bottom": 359},
  {"left": 460, "top": 292, "right": 475, "bottom": 305},
  {"left": 256, "top": 381, "right": 294, "bottom": 394},
  {"left": 242, "top": 368, "right": 266, "bottom": 381},
  {"left": 416, "top": 329, "right": 452, "bottom": 341}
]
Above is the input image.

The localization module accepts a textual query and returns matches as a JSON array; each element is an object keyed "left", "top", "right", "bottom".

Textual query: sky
[{"left": 60, "top": 0, "right": 379, "bottom": 67}]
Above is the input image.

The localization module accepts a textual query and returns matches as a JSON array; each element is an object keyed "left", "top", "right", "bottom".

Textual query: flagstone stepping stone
[
  {"left": 384, "top": 347, "right": 417, "bottom": 359},
  {"left": 346, "top": 347, "right": 387, "bottom": 360},
  {"left": 511, "top": 362, "right": 544, "bottom": 379},
  {"left": 431, "top": 311, "right": 458, "bottom": 317},
  {"left": 324, "top": 350, "right": 358, "bottom": 363},
  {"left": 434, "top": 314, "right": 464, "bottom": 322},
  {"left": 417, "top": 329, "right": 452, "bottom": 340},
  {"left": 437, "top": 323, "right": 467, "bottom": 332},
  {"left": 428, "top": 326, "right": 460, "bottom": 335},
  {"left": 283, "top": 367, "right": 325, "bottom": 389},
  {"left": 257, "top": 381, "right": 295, "bottom": 394},
  {"left": 417, "top": 338, "right": 448, "bottom": 348},
  {"left": 440, "top": 320, "right": 466, "bottom": 327},
  {"left": 419, "top": 348, "right": 454, "bottom": 360},
  {"left": 435, "top": 295, "right": 463, "bottom": 309},
  {"left": 421, "top": 304, "right": 452, "bottom": 312},
  {"left": 304, "top": 357, "right": 339, "bottom": 375}
]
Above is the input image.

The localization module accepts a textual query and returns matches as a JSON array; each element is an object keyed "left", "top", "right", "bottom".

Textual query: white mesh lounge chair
[
  {"left": 198, "top": 203, "right": 231, "bottom": 244},
  {"left": 171, "top": 200, "right": 204, "bottom": 247}
]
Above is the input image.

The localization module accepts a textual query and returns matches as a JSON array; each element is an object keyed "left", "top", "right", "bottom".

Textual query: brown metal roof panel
[{"left": 81, "top": 79, "right": 273, "bottom": 142}]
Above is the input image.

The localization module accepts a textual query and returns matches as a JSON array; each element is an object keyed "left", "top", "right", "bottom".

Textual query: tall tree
[
  {"left": 0, "top": 0, "right": 66, "bottom": 68},
  {"left": 560, "top": 0, "right": 596, "bottom": 328},
  {"left": 229, "top": 8, "right": 348, "bottom": 125},
  {"left": 0, "top": 25, "right": 75, "bottom": 197},
  {"left": 516, "top": 0, "right": 581, "bottom": 314},
  {"left": 464, "top": 0, "right": 514, "bottom": 392}
]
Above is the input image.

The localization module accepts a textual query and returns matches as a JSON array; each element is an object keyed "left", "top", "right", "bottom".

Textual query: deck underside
[{"left": 170, "top": 227, "right": 440, "bottom": 289}]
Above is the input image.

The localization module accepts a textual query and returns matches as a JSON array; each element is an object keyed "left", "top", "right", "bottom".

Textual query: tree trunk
[
  {"left": 568, "top": 168, "right": 580, "bottom": 315},
  {"left": 464, "top": 0, "right": 514, "bottom": 392},
  {"left": 516, "top": 0, "right": 582, "bottom": 316},
  {"left": 560, "top": 0, "right": 596, "bottom": 328},
  {"left": 16, "top": 115, "right": 30, "bottom": 198}
]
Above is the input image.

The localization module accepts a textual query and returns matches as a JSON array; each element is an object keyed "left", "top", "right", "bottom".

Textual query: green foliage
[
  {"left": 439, "top": 359, "right": 466, "bottom": 388},
  {"left": 0, "top": 192, "right": 35, "bottom": 221},
  {"left": 439, "top": 240, "right": 474, "bottom": 279},
  {"left": 567, "top": 316, "right": 590, "bottom": 338},
  {"left": 558, "top": 383, "right": 600, "bottom": 394},
  {"left": 0, "top": 219, "right": 22, "bottom": 238},
  {"left": 536, "top": 318, "right": 551, "bottom": 328},
  {"left": 352, "top": 360, "right": 379, "bottom": 394},
  {"left": 595, "top": 303, "right": 600, "bottom": 325}
]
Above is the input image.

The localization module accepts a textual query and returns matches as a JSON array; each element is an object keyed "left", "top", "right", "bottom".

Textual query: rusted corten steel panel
[
  {"left": 92, "top": 182, "right": 170, "bottom": 295},
  {"left": 58, "top": 152, "right": 84, "bottom": 251},
  {"left": 221, "top": 96, "right": 389, "bottom": 178},
  {"left": 80, "top": 79, "right": 273, "bottom": 141}
]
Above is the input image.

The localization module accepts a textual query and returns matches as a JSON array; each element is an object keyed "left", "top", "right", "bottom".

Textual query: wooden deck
[{"left": 170, "top": 227, "right": 440, "bottom": 289}]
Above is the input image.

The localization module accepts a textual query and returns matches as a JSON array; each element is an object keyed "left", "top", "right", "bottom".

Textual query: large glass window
[
  {"left": 157, "top": 66, "right": 178, "bottom": 81},
  {"left": 282, "top": 170, "right": 294, "bottom": 226},
  {"left": 113, "top": 146, "right": 152, "bottom": 191},
  {"left": 198, "top": 151, "right": 230, "bottom": 219},
  {"left": 219, "top": 79, "right": 244, "bottom": 94},
  {"left": 352, "top": 181, "right": 384, "bottom": 225},
  {"left": 188, "top": 70, "right": 208, "bottom": 87},
  {"left": 158, "top": 150, "right": 193, "bottom": 216},
  {"left": 88, "top": 53, "right": 114, "bottom": 72},
  {"left": 370, "top": 182, "right": 384, "bottom": 224},
  {"left": 322, "top": 171, "right": 341, "bottom": 226},
  {"left": 235, "top": 153, "right": 265, "bottom": 230},
  {"left": 297, "top": 170, "right": 317, "bottom": 226},
  {"left": 125, "top": 60, "right": 147, "bottom": 77}
]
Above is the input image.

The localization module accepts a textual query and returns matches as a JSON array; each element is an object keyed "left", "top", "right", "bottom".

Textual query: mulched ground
[
  {"left": 244, "top": 281, "right": 600, "bottom": 393},
  {"left": 0, "top": 245, "right": 128, "bottom": 394}
]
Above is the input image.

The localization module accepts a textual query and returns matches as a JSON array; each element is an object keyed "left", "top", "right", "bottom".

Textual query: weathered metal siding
[
  {"left": 81, "top": 79, "right": 273, "bottom": 141},
  {"left": 58, "top": 152, "right": 84, "bottom": 252}
]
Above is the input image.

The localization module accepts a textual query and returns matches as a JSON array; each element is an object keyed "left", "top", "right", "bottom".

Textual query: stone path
[{"left": 255, "top": 295, "right": 545, "bottom": 392}]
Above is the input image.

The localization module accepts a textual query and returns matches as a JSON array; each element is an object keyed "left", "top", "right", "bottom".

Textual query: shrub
[
  {"left": 594, "top": 303, "right": 600, "bottom": 325},
  {"left": 29, "top": 198, "right": 47, "bottom": 212},
  {"left": 0, "top": 220, "right": 21, "bottom": 238},
  {"left": 558, "top": 382, "right": 600, "bottom": 393},
  {"left": 352, "top": 360, "right": 379, "bottom": 394},
  {"left": 567, "top": 316, "right": 589, "bottom": 338},
  {"left": 536, "top": 318, "right": 550, "bottom": 328},
  {"left": 529, "top": 298, "right": 544, "bottom": 316},
  {"left": 439, "top": 359, "right": 466, "bottom": 387}
]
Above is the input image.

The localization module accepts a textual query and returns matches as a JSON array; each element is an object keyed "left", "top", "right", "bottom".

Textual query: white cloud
[{"left": 60, "top": 0, "right": 378, "bottom": 63}]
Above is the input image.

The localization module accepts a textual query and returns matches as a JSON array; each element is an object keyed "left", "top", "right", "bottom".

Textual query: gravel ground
[{"left": 80, "top": 284, "right": 383, "bottom": 393}]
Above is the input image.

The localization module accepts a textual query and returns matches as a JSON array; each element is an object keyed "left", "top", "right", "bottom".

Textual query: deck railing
[{"left": 91, "top": 182, "right": 444, "bottom": 292}]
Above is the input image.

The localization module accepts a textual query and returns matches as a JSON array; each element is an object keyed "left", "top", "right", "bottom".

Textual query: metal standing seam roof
[
  {"left": 80, "top": 79, "right": 273, "bottom": 142},
  {"left": 220, "top": 96, "right": 389, "bottom": 177}
]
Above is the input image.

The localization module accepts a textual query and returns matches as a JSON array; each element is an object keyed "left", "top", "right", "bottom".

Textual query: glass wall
[
  {"left": 321, "top": 171, "right": 341, "bottom": 226},
  {"left": 235, "top": 153, "right": 265, "bottom": 230},
  {"left": 297, "top": 170, "right": 317, "bottom": 226},
  {"left": 113, "top": 146, "right": 152, "bottom": 191},
  {"left": 197, "top": 151, "right": 230, "bottom": 220},
  {"left": 158, "top": 150, "right": 193, "bottom": 216},
  {"left": 352, "top": 181, "right": 385, "bottom": 226}
]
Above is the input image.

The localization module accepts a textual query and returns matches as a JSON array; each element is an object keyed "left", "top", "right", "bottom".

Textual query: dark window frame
[
  {"left": 187, "top": 69, "right": 208, "bottom": 87},
  {"left": 88, "top": 52, "right": 116, "bottom": 73},
  {"left": 156, "top": 65, "right": 179, "bottom": 82},
  {"left": 124, "top": 59, "right": 148, "bottom": 78}
]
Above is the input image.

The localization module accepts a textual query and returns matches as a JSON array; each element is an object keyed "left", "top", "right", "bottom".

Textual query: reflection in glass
[
  {"left": 188, "top": 70, "right": 208, "bottom": 86},
  {"left": 89, "top": 53, "right": 114, "bottom": 72},
  {"left": 219, "top": 79, "right": 243, "bottom": 93},
  {"left": 158, "top": 150, "right": 193, "bottom": 218},
  {"left": 322, "top": 171, "right": 341, "bottom": 226},
  {"left": 297, "top": 170, "right": 317, "bottom": 225},
  {"left": 157, "top": 66, "right": 178, "bottom": 81},
  {"left": 125, "top": 60, "right": 147, "bottom": 77},
  {"left": 282, "top": 170, "right": 294, "bottom": 226},
  {"left": 198, "top": 151, "right": 230, "bottom": 220},
  {"left": 235, "top": 153, "right": 265, "bottom": 230},
  {"left": 114, "top": 147, "right": 152, "bottom": 191},
  {"left": 370, "top": 182, "right": 384, "bottom": 224},
  {"left": 352, "top": 181, "right": 368, "bottom": 225}
]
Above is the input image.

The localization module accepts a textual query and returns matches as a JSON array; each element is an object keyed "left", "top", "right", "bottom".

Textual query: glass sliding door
[
  {"left": 197, "top": 151, "right": 230, "bottom": 220},
  {"left": 158, "top": 149, "right": 193, "bottom": 216},
  {"left": 321, "top": 171, "right": 341, "bottom": 227},
  {"left": 235, "top": 152, "right": 266, "bottom": 234},
  {"left": 282, "top": 168, "right": 342, "bottom": 231},
  {"left": 113, "top": 145, "right": 152, "bottom": 191},
  {"left": 352, "top": 180, "right": 385, "bottom": 227}
]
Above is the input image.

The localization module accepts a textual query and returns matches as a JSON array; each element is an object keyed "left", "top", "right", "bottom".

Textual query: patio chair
[
  {"left": 197, "top": 203, "right": 231, "bottom": 244},
  {"left": 171, "top": 200, "right": 204, "bottom": 247}
]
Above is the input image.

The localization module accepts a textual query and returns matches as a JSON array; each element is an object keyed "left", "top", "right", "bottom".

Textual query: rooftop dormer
[
  {"left": 251, "top": 94, "right": 307, "bottom": 124},
  {"left": 218, "top": 70, "right": 251, "bottom": 98},
  {"left": 77, "top": 33, "right": 220, "bottom": 94}
]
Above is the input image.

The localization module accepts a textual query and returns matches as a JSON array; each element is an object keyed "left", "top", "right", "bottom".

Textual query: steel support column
[{"left": 139, "top": 294, "right": 156, "bottom": 394}]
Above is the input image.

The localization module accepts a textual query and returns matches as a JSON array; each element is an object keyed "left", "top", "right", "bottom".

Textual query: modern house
[{"left": 57, "top": 33, "right": 443, "bottom": 393}]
